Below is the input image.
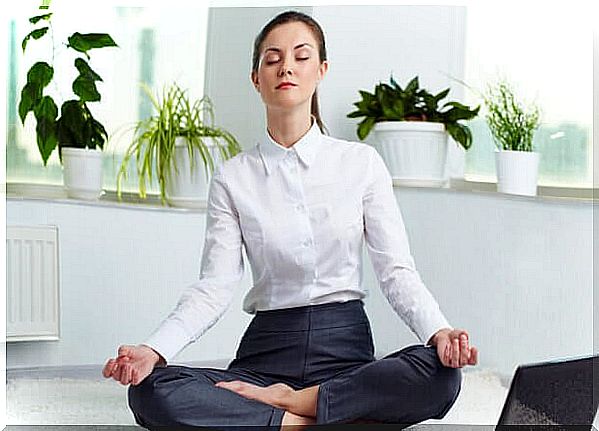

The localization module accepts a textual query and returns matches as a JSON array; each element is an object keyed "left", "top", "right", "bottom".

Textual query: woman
[{"left": 103, "top": 10, "right": 478, "bottom": 430}]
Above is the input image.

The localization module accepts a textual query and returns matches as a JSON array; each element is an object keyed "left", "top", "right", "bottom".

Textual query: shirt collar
[{"left": 258, "top": 116, "right": 322, "bottom": 175}]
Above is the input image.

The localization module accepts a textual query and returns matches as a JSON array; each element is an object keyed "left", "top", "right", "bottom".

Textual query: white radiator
[{"left": 6, "top": 225, "right": 60, "bottom": 342}]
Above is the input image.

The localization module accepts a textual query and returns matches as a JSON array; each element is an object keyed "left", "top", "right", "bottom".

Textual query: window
[
  {"left": 6, "top": 3, "right": 208, "bottom": 194},
  {"left": 463, "top": 3, "right": 592, "bottom": 188}
]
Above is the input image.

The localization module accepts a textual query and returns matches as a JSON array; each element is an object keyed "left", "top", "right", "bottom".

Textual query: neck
[{"left": 266, "top": 108, "right": 313, "bottom": 148}]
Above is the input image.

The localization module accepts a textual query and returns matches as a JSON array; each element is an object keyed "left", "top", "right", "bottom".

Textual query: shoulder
[
  {"left": 212, "top": 145, "right": 261, "bottom": 183},
  {"left": 320, "top": 134, "right": 378, "bottom": 163}
]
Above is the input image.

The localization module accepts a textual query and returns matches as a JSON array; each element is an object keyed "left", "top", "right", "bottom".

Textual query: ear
[
  {"left": 251, "top": 70, "right": 260, "bottom": 91},
  {"left": 317, "top": 60, "right": 329, "bottom": 83}
]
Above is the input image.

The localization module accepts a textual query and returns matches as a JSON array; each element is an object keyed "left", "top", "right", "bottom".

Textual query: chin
[{"left": 266, "top": 97, "right": 311, "bottom": 111}]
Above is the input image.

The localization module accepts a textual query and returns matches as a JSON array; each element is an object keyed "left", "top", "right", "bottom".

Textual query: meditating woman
[{"left": 102, "top": 10, "right": 478, "bottom": 430}]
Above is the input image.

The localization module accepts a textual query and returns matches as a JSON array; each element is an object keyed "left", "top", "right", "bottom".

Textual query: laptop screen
[{"left": 497, "top": 355, "right": 599, "bottom": 427}]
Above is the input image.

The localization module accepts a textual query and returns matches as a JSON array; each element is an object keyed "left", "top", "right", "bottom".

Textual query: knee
[
  {"left": 431, "top": 366, "right": 462, "bottom": 419},
  {"left": 127, "top": 367, "right": 180, "bottom": 426},
  {"left": 128, "top": 375, "right": 161, "bottom": 426}
]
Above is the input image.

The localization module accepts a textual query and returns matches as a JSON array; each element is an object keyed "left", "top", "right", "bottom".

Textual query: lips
[{"left": 276, "top": 82, "right": 297, "bottom": 89}]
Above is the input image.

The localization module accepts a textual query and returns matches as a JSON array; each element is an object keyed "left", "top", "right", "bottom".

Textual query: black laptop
[{"left": 495, "top": 354, "right": 599, "bottom": 430}]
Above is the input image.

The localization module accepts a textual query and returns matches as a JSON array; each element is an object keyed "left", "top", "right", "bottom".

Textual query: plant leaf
[
  {"left": 357, "top": 117, "right": 376, "bottom": 140},
  {"left": 443, "top": 104, "right": 480, "bottom": 122},
  {"left": 22, "top": 27, "right": 49, "bottom": 52},
  {"left": 73, "top": 75, "right": 101, "bottom": 102},
  {"left": 391, "top": 99, "right": 404, "bottom": 118},
  {"left": 29, "top": 13, "right": 52, "bottom": 24},
  {"left": 347, "top": 110, "right": 365, "bottom": 119},
  {"left": 18, "top": 82, "right": 42, "bottom": 124},
  {"left": 33, "top": 96, "right": 58, "bottom": 166},
  {"left": 390, "top": 74, "right": 402, "bottom": 92},
  {"left": 57, "top": 100, "right": 86, "bottom": 144},
  {"left": 434, "top": 88, "right": 450, "bottom": 102},
  {"left": 446, "top": 122, "right": 472, "bottom": 150},
  {"left": 74, "top": 58, "right": 102, "bottom": 81},
  {"left": 33, "top": 94, "right": 58, "bottom": 120},
  {"left": 405, "top": 76, "right": 419, "bottom": 94},
  {"left": 67, "top": 32, "right": 118, "bottom": 55},
  {"left": 27, "top": 61, "right": 53, "bottom": 88}
]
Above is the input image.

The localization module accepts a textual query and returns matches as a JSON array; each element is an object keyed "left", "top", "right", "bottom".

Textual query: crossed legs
[{"left": 217, "top": 344, "right": 462, "bottom": 427}]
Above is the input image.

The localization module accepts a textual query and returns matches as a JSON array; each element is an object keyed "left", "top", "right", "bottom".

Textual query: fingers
[
  {"left": 468, "top": 346, "right": 479, "bottom": 365},
  {"left": 106, "top": 356, "right": 130, "bottom": 385},
  {"left": 118, "top": 345, "right": 133, "bottom": 357},
  {"left": 452, "top": 337, "right": 459, "bottom": 367},
  {"left": 443, "top": 343, "right": 451, "bottom": 366},
  {"left": 460, "top": 334, "right": 469, "bottom": 366},
  {"left": 121, "top": 361, "right": 133, "bottom": 385},
  {"left": 102, "top": 358, "right": 115, "bottom": 378}
]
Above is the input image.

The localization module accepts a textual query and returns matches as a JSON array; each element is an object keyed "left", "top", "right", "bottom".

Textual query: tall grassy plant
[
  {"left": 483, "top": 79, "right": 541, "bottom": 152},
  {"left": 116, "top": 84, "right": 241, "bottom": 205}
]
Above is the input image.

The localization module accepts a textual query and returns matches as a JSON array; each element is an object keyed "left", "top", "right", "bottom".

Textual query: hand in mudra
[
  {"left": 102, "top": 344, "right": 163, "bottom": 386},
  {"left": 431, "top": 328, "right": 478, "bottom": 368}
]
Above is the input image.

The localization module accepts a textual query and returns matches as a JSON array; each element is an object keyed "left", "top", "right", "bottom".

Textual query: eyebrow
[{"left": 263, "top": 43, "right": 314, "bottom": 54}]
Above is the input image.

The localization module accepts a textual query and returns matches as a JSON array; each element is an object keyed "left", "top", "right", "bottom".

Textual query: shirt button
[
  {"left": 296, "top": 203, "right": 305, "bottom": 212},
  {"left": 302, "top": 238, "right": 312, "bottom": 247}
]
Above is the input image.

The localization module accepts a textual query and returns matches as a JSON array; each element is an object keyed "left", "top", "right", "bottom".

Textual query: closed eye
[{"left": 266, "top": 58, "right": 310, "bottom": 65}]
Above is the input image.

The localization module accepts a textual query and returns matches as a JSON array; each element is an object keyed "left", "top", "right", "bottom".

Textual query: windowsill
[
  {"left": 4, "top": 179, "right": 596, "bottom": 211},
  {"left": 4, "top": 182, "right": 206, "bottom": 213}
]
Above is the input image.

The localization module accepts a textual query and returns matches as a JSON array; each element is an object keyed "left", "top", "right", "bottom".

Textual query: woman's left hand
[{"left": 430, "top": 328, "right": 478, "bottom": 368}]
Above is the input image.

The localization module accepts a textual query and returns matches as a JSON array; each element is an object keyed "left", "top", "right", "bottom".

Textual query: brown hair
[{"left": 251, "top": 10, "right": 328, "bottom": 135}]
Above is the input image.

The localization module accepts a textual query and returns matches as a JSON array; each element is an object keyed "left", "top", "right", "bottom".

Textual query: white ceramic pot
[
  {"left": 165, "top": 136, "right": 225, "bottom": 208},
  {"left": 494, "top": 149, "right": 540, "bottom": 196},
  {"left": 61, "top": 147, "right": 104, "bottom": 200},
  {"left": 371, "top": 121, "right": 448, "bottom": 187}
]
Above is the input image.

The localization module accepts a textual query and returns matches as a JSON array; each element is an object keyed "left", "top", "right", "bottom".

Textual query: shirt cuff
[
  {"left": 141, "top": 320, "right": 194, "bottom": 365},
  {"left": 417, "top": 311, "right": 453, "bottom": 347}
]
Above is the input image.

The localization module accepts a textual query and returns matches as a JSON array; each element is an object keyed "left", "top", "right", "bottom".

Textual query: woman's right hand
[{"left": 102, "top": 344, "right": 165, "bottom": 386}]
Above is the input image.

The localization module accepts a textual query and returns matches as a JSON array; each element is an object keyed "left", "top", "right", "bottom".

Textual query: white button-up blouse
[{"left": 143, "top": 119, "right": 452, "bottom": 363}]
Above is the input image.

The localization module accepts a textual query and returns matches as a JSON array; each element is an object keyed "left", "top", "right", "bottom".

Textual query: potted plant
[
  {"left": 483, "top": 78, "right": 542, "bottom": 196},
  {"left": 347, "top": 75, "right": 479, "bottom": 186},
  {"left": 18, "top": 4, "right": 118, "bottom": 200},
  {"left": 115, "top": 83, "right": 242, "bottom": 208}
]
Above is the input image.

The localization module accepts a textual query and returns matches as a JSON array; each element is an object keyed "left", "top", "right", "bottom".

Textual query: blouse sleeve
[
  {"left": 142, "top": 165, "right": 244, "bottom": 363},
  {"left": 362, "top": 147, "right": 452, "bottom": 345}
]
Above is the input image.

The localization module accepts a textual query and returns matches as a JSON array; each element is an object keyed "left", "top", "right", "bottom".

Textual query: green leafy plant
[
  {"left": 483, "top": 78, "right": 541, "bottom": 152},
  {"left": 116, "top": 83, "right": 242, "bottom": 205},
  {"left": 347, "top": 74, "right": 480, "bottom": 150},
  {"left": 18, "top": 3, "right": 118, "bottom": 166}
]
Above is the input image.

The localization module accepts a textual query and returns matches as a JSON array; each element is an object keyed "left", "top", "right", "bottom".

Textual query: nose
[{"left": 278, "top": 57, "right": 293, "bottom": 77}]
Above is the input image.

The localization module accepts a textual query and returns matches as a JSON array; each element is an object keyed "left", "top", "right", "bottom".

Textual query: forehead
[{"left": 262, "top": 21, "right": 317, "bottom": 52}]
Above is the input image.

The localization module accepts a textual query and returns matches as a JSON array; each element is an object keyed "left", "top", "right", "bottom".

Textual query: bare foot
[
  {"left": 215, "top": 380, "right": 294, "bottom": 410},
  {"left": 281, "top": 411, "right": 315, "bottom": 430}
]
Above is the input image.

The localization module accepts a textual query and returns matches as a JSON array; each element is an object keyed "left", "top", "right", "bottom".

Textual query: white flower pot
[
  {"left": 165, "top": 136, "right": 226, "bottom": 208},
  {"left": 61, "top": 147, "right": 104, "bottom": 200},
  {"left": 494, "top": 149, "right": 540, "bottom": 196},
  {"left": 371, "top": 121, "right": 448, "bottom": 187}
]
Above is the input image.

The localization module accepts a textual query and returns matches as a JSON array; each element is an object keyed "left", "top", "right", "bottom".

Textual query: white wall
[{"left": 6, "top": 191, "right": 593, "bottom": 377}]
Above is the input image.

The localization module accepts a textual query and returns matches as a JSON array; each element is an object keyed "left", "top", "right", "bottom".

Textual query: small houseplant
[
  {"left": 347, "top": 75, "right": 479, "bottom": 186},
  {"left": 115, "top": 83, "right": 242, "bottom": 207},
  {"left": 18, "top": 3, "right": 118, "bottom": 200},
  {"left": 483, "top": 78, "right": 541, "bottom": 196}
]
